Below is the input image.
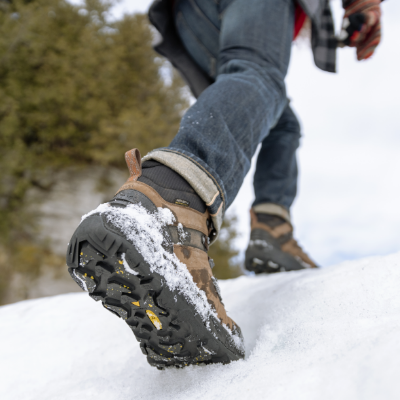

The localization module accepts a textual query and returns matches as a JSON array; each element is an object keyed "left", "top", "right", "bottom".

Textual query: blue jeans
[
  {"left": 144, "top": 0, "right": 299, "bottom": 234},
  {"left": 253, "top": 104, "right": 299, "bottom": 211}
]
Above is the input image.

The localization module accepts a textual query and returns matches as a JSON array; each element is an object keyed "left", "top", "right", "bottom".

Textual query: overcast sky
[{"left": 85, "top": 0, "right": 400, "bottom": 267}]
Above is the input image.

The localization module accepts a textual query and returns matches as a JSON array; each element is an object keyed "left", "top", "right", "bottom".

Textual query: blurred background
[{"left": 0, "top": 0, "right": 398, "bottom": 305}]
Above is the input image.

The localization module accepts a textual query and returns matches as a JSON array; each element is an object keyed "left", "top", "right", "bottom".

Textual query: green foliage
[
  {"left": 0, "top": 0, "right": 189, "bottom": 303},
  {"left": 209, "top": 215, "right": 243, "bottom": 280},
  {"left": 0, "top": 241, "right": 65, "bottom": 304},
  {"left": 0, "top": 0, "right": 188, "bottom": 239}
]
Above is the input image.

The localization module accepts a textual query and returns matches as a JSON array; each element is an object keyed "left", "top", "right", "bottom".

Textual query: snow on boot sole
[{"left": 66, "top": 199, "right": 243, "bottom": 369}]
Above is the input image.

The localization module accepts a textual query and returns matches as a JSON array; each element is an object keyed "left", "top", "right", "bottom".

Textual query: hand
[{"left": 339, "top": 0, "right": 382, "bottom": 60}]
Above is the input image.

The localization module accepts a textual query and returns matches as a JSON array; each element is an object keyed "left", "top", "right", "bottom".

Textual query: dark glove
[{"left": 339, "top": 0, "right": 382, "bottom": 60}]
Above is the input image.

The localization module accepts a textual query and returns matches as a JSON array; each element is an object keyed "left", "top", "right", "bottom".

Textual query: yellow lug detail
[
  {"left": 131, "top": 301, "right": 140, "bottom": 307},
  {"left": 119, "top": 260, "right": 123, "bottom": 264},
  {"left": 146, "top": 310, "right": 162, "bottom": 330},
  {"left": 91, "top": 276, "right": 94, "bottom": 279}
]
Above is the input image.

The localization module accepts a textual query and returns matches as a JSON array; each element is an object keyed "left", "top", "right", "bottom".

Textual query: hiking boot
[
  {"left": 66, "top": 148, "right": 244, "bottom": 369},
  {"left": 245, "top": 209, "right": 318, "bottom": 273}
]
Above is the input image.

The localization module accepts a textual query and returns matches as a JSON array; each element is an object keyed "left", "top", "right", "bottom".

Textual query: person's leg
[
  {"left": 245, "top": 105, "right": 318, "bottom": 272},
  {"left": 66, "top": 0, "right": 295, "bottom": 368},
  {"left": 253, "top": 104, "right": 300, "bottom": 218},
  {"left": 144, "top": 0, "right": 295, "bottom": 235}
]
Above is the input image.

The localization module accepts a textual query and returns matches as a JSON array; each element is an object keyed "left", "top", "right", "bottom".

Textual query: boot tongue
[
  {"left": 138, "top": 161, "right": 207, "bottom": 213},
  {"left": 256, "top": 213, "right": 287, "bottom": 228}
]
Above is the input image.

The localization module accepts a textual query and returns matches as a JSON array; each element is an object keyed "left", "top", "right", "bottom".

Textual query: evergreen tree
[
  {"left": 0, "top": 0, "right": 188, "bottom": 238},
  {"left": 209, "top": 215, "right": 243, "bottom": 280}
]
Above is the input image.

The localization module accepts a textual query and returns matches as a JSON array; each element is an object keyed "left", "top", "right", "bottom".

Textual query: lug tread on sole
[
  {"left": 66, "top": 216, "right": 227, "bottom": 369},
  {"left": 245, "top": 258, "right": 286, "bottom": 274}
]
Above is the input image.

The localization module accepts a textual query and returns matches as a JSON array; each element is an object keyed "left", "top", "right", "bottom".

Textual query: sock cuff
[
  {"left": 253, "top": 203, "right": 291, "bottom": 223},
  {"left": 138, "top": 161, "right": 206, "bottom": 213}
]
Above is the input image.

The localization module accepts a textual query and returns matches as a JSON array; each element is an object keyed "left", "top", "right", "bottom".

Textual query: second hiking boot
[
  {"left": 66, "top": 148, "right": 244, "bottom": 369},
  {"left": 245, "top": 209, "right": 318, "bottom": 273}
]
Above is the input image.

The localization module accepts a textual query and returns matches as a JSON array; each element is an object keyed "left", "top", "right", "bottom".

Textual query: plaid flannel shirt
[
  {"left": 298, "top": 0, "right": 337, "bottom": 72},
  {"left": 305, "top": 0, "right": 385, "bottom": 72}
]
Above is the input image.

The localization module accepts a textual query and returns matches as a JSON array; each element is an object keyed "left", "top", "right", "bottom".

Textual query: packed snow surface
[{"left": 1, "top": 253, "right": 400, "bottom": 400}]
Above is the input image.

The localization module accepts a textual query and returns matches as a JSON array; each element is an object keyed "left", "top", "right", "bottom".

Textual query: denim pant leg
[
  {"left": 253, "top": 104, "right": 300, "bottom": 216},
  {"left": 143, "top": 0, "right": 295, "bottom": 235}
]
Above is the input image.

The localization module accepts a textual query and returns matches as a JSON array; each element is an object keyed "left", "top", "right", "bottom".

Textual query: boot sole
[
  {"left": 245, "top": 249, "right": 308, "bottom": 274},
  {"left": 245, "top": 228, "right": 312, "bottom": 273},
  {"left": 66, "top": 212, "right": 243, "bottom": 369}
]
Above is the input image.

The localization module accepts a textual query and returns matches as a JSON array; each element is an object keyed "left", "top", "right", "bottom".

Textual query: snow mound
[{"left": 1, "top": 253, "right": 400, "bottom": 400}]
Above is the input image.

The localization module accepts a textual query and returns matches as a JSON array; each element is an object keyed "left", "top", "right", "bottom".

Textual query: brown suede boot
[
  {"left": 245, "top": 209, "right": 318, "bottom": 273},
  {"left": 67, "top": 149, "right": 244, "bottom": 369}
]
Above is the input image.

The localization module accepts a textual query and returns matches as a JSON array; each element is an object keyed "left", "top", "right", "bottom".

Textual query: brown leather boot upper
[
  {"left": 250, "top": 209, "right": 318, "bottom": 269},
  {"left": 116, "top": 149, "right": 237, "bottom": 330}
]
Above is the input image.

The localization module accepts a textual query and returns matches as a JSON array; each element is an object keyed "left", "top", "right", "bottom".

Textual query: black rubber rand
[
  {"left": 244, "top": 228, "right": 305, "bottom": 273},
  {"left": 66, "top": 197, "right": 242, "bottom": 369}
]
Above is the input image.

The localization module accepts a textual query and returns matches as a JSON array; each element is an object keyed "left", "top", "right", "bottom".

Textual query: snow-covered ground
[{"left": 1, "top": 252, "right": 399, "bottom": 400}]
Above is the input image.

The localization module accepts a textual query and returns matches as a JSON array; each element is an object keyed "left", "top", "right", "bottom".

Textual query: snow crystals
[{"left": 81, "top": 202, "right": 242, "bottom": 350}]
